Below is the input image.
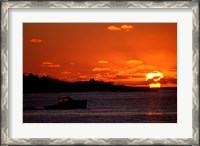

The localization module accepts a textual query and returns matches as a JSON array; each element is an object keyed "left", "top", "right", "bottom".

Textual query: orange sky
[{"left": 23, "top": 23, "right": 177, "bottom": 87}]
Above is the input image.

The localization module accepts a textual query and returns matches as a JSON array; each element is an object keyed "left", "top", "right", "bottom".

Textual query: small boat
[{"left": 44, "top": 96, "right": 87, "bottom": 110}]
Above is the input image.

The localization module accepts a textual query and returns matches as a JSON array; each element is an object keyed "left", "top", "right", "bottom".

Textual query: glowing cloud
[
  {"left": 98, "top": 60, "right": 108, "bottom": 64},
  {"left": 48, "top": 64, "right": 61, "bottom": 68},
  {"left": 40, "top": 61, "right": 61, "bottom": 68},
  {"left": 41, "top": 61, "right": 53, "bottom": 65},
  {"left": 121, "top": 25, "right": 133, "bottom": 31},
  {"left": 107, "top": 26, "right": 121, "bottom": 31},
  {"left": 108, "top": 25, "right": 133, "bottom": 31},
  {"left": 30, "top": 38, "right": 43, "bottom": 43},
  {"left": 61, "top": 71, "right": 71, "bottom": 75},
  {"left": 137, "top": 64, "right": 154, "bottom": 70},
  {"left": 92, "top": 67, "right": 111, "bottom": 72},
  {"left": 78, "top": 75, "right": 90, "bottom": 81},
  {"left": 38, "top": 72, "right": 48, "bottom": 77},
  {"left": 127, "top": 60, "right": 143, "bottom": 64}
]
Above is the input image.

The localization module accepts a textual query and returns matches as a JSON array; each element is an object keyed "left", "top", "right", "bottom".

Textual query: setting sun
[
  {"left": 146, "top": 71, "right": 164, "bottom": 88},
  {"left": 149, "top": 83, "right": 161, "bottom": 88}
]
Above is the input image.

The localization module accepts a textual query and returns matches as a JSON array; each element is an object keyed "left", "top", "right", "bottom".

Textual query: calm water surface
[{"left": 23, "top": 90, "right": 177, "bottom": 123}]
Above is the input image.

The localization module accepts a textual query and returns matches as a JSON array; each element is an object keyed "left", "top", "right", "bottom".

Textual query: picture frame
[{"left": 1, "top": 1, "right": 199, "bottom": 145}]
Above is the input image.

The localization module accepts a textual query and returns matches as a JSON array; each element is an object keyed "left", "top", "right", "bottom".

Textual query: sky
[{"left": 23, "top": 23, "right": 177, "bottom": 87}]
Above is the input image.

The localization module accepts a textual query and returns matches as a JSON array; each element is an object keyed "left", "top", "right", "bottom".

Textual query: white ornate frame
[{"left": 1, "top": 1, "right": 199, "bottom": 145}]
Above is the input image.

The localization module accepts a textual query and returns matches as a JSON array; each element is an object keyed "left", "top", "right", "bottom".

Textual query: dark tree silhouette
[{"left": 23, "top": 73, "right": 176, "bottom": 93}]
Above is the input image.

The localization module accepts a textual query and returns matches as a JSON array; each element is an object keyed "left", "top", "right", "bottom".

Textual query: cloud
[
  {"left": 40, "top": 61, "right": 61, "bottom": 68},
  {"left": 78, "top": 75, "right": 90, "bottom": 81},
  {"left": 131, "top": 72, "right": 147, "bottom": 78},
  {"left": 159, "top": 78, "right": 177, "bottom": 85},
  {"left": 30, "top": 38, "right": 44, "bottom": 43},
  {"left": 41, "top": 61, "right": 53, "bottom": 65},
  {"left": 127, "top": 60, "right": 143, "bottom": 64},
  {"left": 48, "top": 64, "right": 61, "bottom": 68},
  {"left": 107, "top": 25, "right": 133, "bottom": 31},
  {"left": 98, "top": 60, "right": 108, "bottom": 64},
  {"left": 162, "top": 69, "right": 177, "bottom": 79},
  {"left": 113, "top": 75, "right": 130, "bottom": 80},
  {"left": 61, "top": 71, "right": 71, "bottom": 75},
  {"left": 121, "top": 25, "right": 133, "bottom": 31},
  {"left": 113, "top": 70, "right": 146, "bottom": 82},
  {"left": 38, "top": 72, "right": 48, "bottom": 77},
  {"left": 107, "top": 26, "right": 121, "bottom": 31},
  {"left": 137, "top": 64, "right": 154, "bottom": 71},
  {"left": 92, "top": 67, "right": 111, "bottom": 72}
]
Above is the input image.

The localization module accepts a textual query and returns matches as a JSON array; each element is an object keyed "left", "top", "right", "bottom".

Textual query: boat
[{"left": 44, "top": 96, "right": 87, "bottom": 110}]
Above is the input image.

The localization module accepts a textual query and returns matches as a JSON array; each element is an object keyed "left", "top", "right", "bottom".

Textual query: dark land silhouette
[{"left": 23, "top": 73, "right": 177, "bottom": 93}]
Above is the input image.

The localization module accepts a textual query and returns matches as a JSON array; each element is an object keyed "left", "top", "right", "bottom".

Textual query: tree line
[{"left": 23, "top": 73, "right": 152, "bottom": 93}]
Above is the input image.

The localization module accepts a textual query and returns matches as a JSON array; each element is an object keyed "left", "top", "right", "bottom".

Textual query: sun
[{"left": 146, "top": 71, "right": 164, "bottom": 88}]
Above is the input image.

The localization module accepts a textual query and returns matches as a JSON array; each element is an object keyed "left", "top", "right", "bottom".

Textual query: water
[{"left": 23, "top": 90, "right": 177, "bottom": 123}]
